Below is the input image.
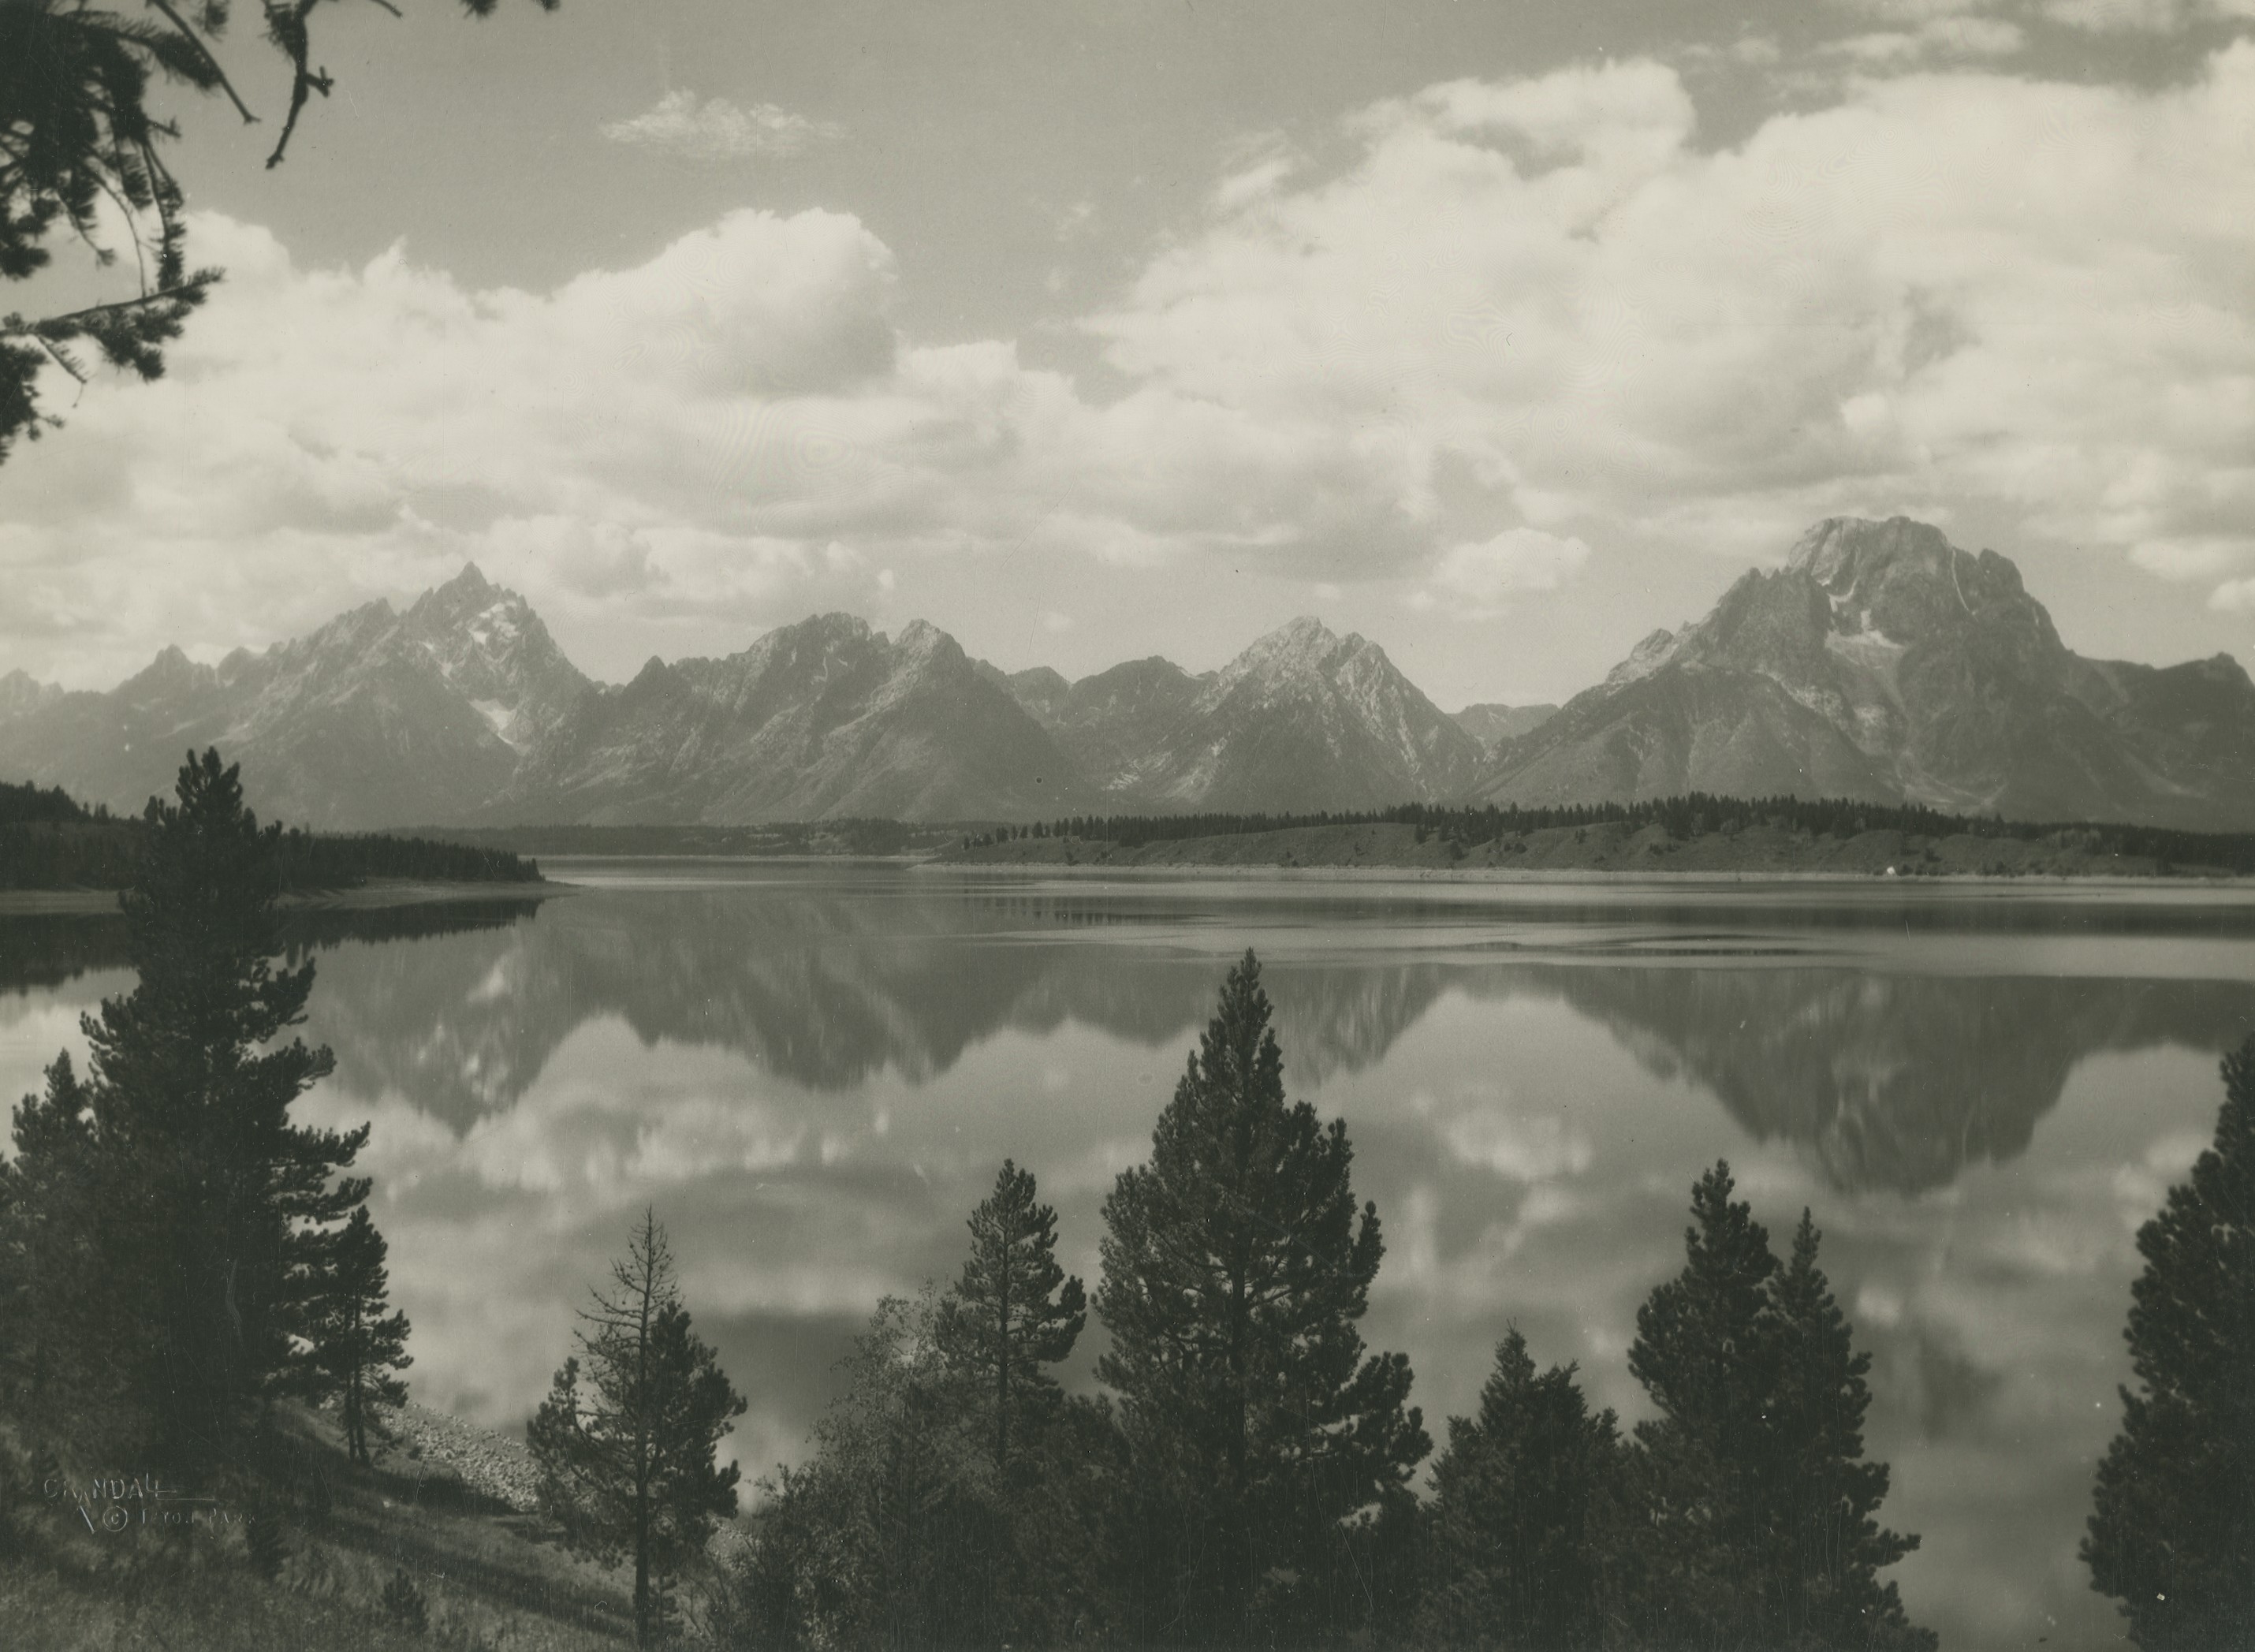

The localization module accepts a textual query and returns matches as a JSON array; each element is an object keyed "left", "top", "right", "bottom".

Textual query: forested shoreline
[
  {"left": 946, "top": 796, "right": 2255, "bottom": 878},
  {"left": 0, "top": 779, "right": 543, "bottom": 891},
  {"left": 3, "top": 753, "right": 2249, "bottom": 1650}
]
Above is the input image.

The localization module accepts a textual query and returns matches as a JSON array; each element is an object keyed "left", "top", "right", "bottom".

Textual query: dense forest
[
  {"left": 3, "top": 754, "right": 2246, "bottom": 1650},
  {"left": 405, "top": 819, "right": 958, "bottom": 859},
  {"left": 963, "top": 793, "right": 2255, "bottom": 871},
  {"left": 0, "top": 778, "right": 542, "bottom": 890}
]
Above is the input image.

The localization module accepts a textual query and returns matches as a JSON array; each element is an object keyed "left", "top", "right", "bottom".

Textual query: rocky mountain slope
[
  {"left": 496, "top": 613, "right": 1079, "bottom": 823},
  {"left": 991, "top": 617, "right": 1484, "bottom": 812},
  {"left": 0, "top": 669, "right": 62, "bottom": 723},
  {"left": 1451, "top": 702, "right": 1558, "bottom": 750},
  {"left": 1474, "top": 516, "right": 2255, "bottom": 830},
  {"left": 978, "top": 655, "right": 1213, "bottom": 792},
  {"left": 0, "top": 567, "right": 589, "bottom": 827}
]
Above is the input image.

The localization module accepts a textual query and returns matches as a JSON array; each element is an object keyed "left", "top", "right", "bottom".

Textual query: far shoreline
[
  {"left": 0, "top": 877, "right": 570, "bottom": 919},
  {"left": 910, "top": 860, "right": 2255, "bottom": 890}
]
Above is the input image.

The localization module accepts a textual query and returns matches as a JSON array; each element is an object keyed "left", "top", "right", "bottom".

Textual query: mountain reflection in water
[
  {"left": 6, "top": 863, "right": 2253, "bottom": 1652},
  {"left": 164, "top": 872, "right": 2255, "bottom": 1196}
]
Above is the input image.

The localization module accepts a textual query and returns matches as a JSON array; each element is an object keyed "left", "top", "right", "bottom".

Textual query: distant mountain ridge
[
  {"left": 0, "top": 669, "right": 63, "bottom": 723},
  {"left": 495, "top": 613, "right": 1073, "bottom": 823},
  {"left": 1450, "top": 703, "right": 1558, "bottom": 750},
  {"left": 982, "top": 617, "right": 1482, "bottom": 813},
  {"left": 1474, "top": 516, "right": 2255, "bottom": 830},
  {"left": 0, "top": 567, "right": 588, "bottom": 828},
  {"left": 6, "top": 517, "right": 2253, "bottom": 828}
]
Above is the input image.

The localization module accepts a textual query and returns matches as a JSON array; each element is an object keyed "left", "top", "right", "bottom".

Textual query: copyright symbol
[{"left": 102, "top": 1507, "right": 129, "bottom": 1532}]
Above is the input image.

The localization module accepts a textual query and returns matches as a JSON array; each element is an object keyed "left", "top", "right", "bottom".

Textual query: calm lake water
[{"left": 8, "top": 861, "right": 2255, "bottom": 1650}]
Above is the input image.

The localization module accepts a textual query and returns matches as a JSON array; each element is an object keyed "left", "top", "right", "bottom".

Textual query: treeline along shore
[
  {"left": 0, "top": 778, "right": 545, "bottom": 893},
  {"left": 5, "top": 750, "right": 2252, "bottom": 1651},
  {"left": 937, "top": 794, "right": 2255, "bottom": 878}
]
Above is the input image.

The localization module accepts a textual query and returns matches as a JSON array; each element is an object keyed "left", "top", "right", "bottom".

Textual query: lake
[{"left": 7, "top": 861, "right": 2253, "bottom": 1650}]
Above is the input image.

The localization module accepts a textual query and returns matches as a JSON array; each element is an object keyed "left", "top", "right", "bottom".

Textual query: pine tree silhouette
[
  {"left": 529, "top": 1210, "right": 746, "bottom": 1648},
  {"left": 2085, "top": 1038, "right": 2255, "bottom": 1650},
  {"left": 310, "top": 1206, "right": 412, "bottom": 1466},
  {"left": 1, "top": 750, "right": 368, "bottom": 1480},
  {"left": 1095, "top": 949, "right": 1428, "bottom": 1644},
  {"left": 1766, "top": 1209, "right": 1932, "bottom": 1649},
  {"left": 1416, "top": 1328, "right": 1622, "bottom": 1650},
  {"left": 937, "top": 1159, "right": 1086, "bottom": 1475},
  {"left": 1627, "top": 1163, "right": 1932, "bottom": 1649}
]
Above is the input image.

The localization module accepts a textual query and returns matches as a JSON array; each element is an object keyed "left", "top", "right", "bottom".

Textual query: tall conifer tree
[
  {"left": 0, "top": 1054, "right": 121, "bottom": 1448},
  {"left": 308, "top": 1206, "right": 412, "bottom": 1466},
  {"left": 1626, "top": 1161, "right": 1780, "bottom": 1643},
  {"left": 1766, "top": 1210, "right": 1931, "bottom": 1649},
  {"left": 1415, "top": 1328, "right": 1622, "bottom": 1651},
  {"left": 2085, "top": 1038, "right": 2255, "bottom": 1650},
  {"left": 0, "top": 750, "right": 367, "bottom": 1479},
  {"left": 529, "top": 1210, "right": 747, "bottom": 1648},
  {"left": 1626, "top": 1163, "right": 1931, "bottom": 1650},
  {"left": 1095, "top": 949, "right": 1428, "bottom": 1645},
  {"left": 937, "top": 1159, "right": 1086, "bottom": 1475}
]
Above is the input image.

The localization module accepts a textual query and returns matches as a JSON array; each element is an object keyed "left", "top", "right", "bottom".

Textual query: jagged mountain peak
[
  {"left": 893, "top": 617, "right": 956, "bottom": 661},
  {"left": 1478, "top": 514, "right": 2255, "bottom": 830},
  {"left": 121, "top": 642, "right": 221, "bottom": 699},
  {"left": 1217, "top": 615, "right": 1374, "bottom": 692},
  {"left": 1787, "top": 515, "right": 1959, "bottom": 584},
  {"left": 446, "top": 561, "right": 495, "bottom": 598},
  {"left": 776, "top": 610, "right": 874, "bottom": 642},
  {"left": 386, "top": 562, "right": 506, "bottom": 636}
]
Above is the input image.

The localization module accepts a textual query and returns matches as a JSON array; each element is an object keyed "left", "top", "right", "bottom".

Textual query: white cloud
[
  {"left": 1442, "top": 1107, "right": 1595, "bottom": 1181},
  {"left": 1832, "top": 16, "right": 2027, "bottom": 59},
  {"left": 2040, "top": 0, "right": 2183, "bottom": 30},
  {"left": 1088, "top": 44, "right": 2255, "bottom": 593},
  {"left": 2209, "top": 578, "right": 2255, "bottom": 613},
  {"left": 8, "top": 47, "right": 2255, "bottom": 684},
  {"left": 601, "top": 91, "right": 842, "bottom": 160},
  {"left": 1431, "top": 528, "right": 1592, "bottom": 615}
]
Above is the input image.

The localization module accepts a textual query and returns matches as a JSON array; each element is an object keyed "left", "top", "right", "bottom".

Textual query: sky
[{"left": 4, "top": 0, "right": 2253, "bottom": 710}]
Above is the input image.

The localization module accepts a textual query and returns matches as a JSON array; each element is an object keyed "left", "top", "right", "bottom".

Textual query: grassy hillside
[
  {"left": 2, "top": 1401, "right": 659, "bottom": 1651},
  {"left": 935, "top": 817, "right": 2231, "bottom": 877}
]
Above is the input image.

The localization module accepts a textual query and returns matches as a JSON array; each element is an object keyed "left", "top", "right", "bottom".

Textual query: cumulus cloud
[
  {"left": 601, "top": 91, "right": 842, "bottom": 159},
  {"left": 1089, "top": 43, "right": 2255, "bottom": 588},
  {"left": 1829, "top": 16, "right": 2027, "bottom": 59},
  {"left": 1429, "top": 528, "right": 1592, "bottom": 615},
  {"left": 7, "top": 46, "right": 2255, "bottom": 684}
]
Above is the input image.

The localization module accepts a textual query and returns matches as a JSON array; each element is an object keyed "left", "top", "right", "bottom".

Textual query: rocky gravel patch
[{"left": 377, "top": 1400, "right": 543, "bottom": 1513}]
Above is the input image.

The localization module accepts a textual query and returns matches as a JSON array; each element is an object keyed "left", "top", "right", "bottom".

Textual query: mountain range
[{"left": 5, "top": 516, "right": 2252, "bottom": 830}]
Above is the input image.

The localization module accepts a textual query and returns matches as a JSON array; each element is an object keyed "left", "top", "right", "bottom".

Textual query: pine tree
[
  {"left": 1625, "top": 1163, "right": 1931, "bottom": 1650},
  {"left": 2084, "top": 1038, "right": 2255, "bottom": 1650},
  {"left": 309, "top": 1206, "right": 412, "bottom": 1466},
  {"left": 1094, "top": 949, "right": 1429, "bottom": 1645},
  {"left": 529, "top": 1210, "right": 747, "bottom": 1648},
  {"left": 0, "top": 750, "right": 367, "bottom": 1479},
  {"left": 937, "top": 1159, "right": 1086, "bottom": 1475},
  {"left": 0, "top": 1053, "right": 122, "bottom": 1449},
  {"left": 1767, "top": 1210, "right": 1932, "bottom": 1650},
  {"left": 1624, "top": 1161, "right": 1780, "bottom": 1644},
  {"left": 1415, "top": 1329, "right": 1622, "bottom": 1651}
]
